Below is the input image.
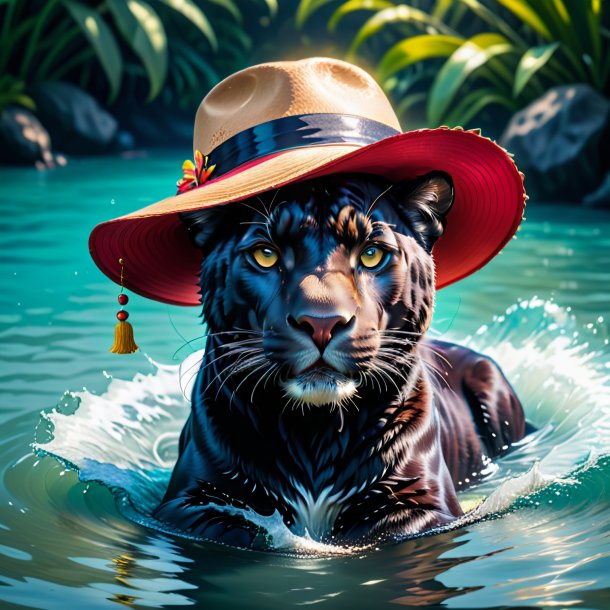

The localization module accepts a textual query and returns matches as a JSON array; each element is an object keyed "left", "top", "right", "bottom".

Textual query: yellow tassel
[{"left": 110, "top": 321, "right": 138, "bottom": 354}]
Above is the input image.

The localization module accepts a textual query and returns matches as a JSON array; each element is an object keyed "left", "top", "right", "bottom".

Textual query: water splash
[{"left": 35, "top": 298, "right": 610, "bottom": 553}]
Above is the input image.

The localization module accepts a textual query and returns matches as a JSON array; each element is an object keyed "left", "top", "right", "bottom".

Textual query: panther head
[{"left": 181, "top": 173, "right": 453, "bottom": 410}]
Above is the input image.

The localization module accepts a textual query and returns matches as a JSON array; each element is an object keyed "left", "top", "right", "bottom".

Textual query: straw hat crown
[{"left": 194, "top": 58, "right": 402, "bottom": 155}]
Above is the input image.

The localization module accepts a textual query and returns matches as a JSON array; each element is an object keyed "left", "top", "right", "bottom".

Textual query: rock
[
  {"left": 0, "top": 106, "right": 54, "bottom": 165},
  {"left": 583, "top": 172, "right": 610, "bottom": 207},
  {"left": 30, "top": 81, "right": 118, "bottom": 154},
  {"left": 500, "top": 85, "right": 610, "bottom": 203},
  {"left": 114, "top": 100, "right": 194, "bottom": 147}
]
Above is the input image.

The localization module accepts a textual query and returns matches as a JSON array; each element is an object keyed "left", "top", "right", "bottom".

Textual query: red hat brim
[{"left": 89, "top": 128, "right": 525, "bottom": 306}]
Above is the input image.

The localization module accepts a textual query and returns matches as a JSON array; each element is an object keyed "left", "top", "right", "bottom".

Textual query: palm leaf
[
  {"left": 456, "top": 0, "right": 527, "bottom": 47},
  {"left": 155, "top": 0, "right": 218, "bottom": 50},
  {"left": 350, "top": 6, "right": 458, "bottom": 58},
  {"left": 205, "top": 0, "right": 241, "bottom": 21},
  {"left": 495, "top": 0, "right": 552, "bottom": 39},
  {"left": 106, "top": 0, "right": 168, "bottom": 102},
  {"left": 62, "top": 0, "right": 123, "bottom": 102},
  {"left": 513, "top": 42, "right": 560, "bottom": 97},
  {"left": 296, "top": 0, "right": 337, "bottom": 28},
  {"left": 443, "top": 88, "right": 517, "bottom": 126},
  {"left": 432, "top": 0, "right": 454, "bottom": 20},
  {"left": 378, "top": 34, "right": 464, "bottom": 82},
  {"left": 328, "top": 0, "right": 394, "bottom": 33},
  {"left": 395, "top": 91, "right": 427, "bottom": 118},
  {"left": 428, "top": 33, "right": 513, "bottom": 126},
  {"left": 260, "top": 0, "right": 278, "bottom": 17}
]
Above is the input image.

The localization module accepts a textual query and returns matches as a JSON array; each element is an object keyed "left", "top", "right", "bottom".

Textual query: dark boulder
[
  {"left": 114, "top": 100, "right": 193, "bottom": 147},
  {"left": 0, "top": 106, "right": 54, "bottom": 166},
  {"left": 500, "top": 85, "right": 610, "bottom": 203},
  {"left": 30, "top": 81, "right": 118, "bottom": 154}
]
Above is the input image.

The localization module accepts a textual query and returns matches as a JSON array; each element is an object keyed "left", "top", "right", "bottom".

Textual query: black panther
[{"left": 153, "top": 172, "right": 525, "bottom": 548}]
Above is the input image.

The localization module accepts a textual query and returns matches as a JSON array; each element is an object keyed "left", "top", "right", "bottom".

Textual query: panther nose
[{"left": 289, "top": 314, "right": 351, "bottom": 353}]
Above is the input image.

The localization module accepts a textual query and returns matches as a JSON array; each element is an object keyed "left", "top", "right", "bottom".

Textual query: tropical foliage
[
  {"left": 0, "top": 0, "right": 278, "bottom": 111},
  {"left": 297, "top": 0, "right": 610, "bottom": 127}
]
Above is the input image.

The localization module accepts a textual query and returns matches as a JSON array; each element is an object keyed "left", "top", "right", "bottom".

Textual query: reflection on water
[{"left": 0, "top": 152, "right": 609, "bottom": 609}]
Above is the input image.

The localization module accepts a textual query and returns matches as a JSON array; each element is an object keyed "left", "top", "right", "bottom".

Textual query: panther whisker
[
  {"left": 420, "top": 345, "right": 454, "bottom": 370},
  {"left": 372, "top": 360, "right": 404, "bottom": 395},
  {"left": 241, "top": 200, "right": 272, "bottom": 223},
  {"left": 368, "top": 358, "right": 389, "bottom": 392},
  {"left": 365, "top": 184, "right": 393, "bottom": 220},
  {"left": 204, "top": 329, "right": 263, "bottom": 338},
  {"left": 202, "top": 349, "right": 264, "bottom": 398},
  {"left": 196, "top": 343, "right": 265, "bottom": 380},
  {"left": 379, "top": 329, "right": 423, "bottom": 336},
  {"left": 230, "top": 360, "right": 273, "bottom": 408},
  {"left": 268, "top": 187, "right": 283, "bottom": 211},
  {"left": 251, "top": 362, "right": 278, "bottom": 404},
  {"left": 174, "top": 328, "right": 259, "bottom": 360},
  {"left": 214, "top": 354, "right": 267, "bottom": 402},
  {"left": 420, "top": 356, "right": 455, "bottom": 393}
]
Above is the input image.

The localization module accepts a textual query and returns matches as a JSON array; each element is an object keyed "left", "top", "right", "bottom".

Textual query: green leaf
[
  {"left": 456, "top": 0, "right": 526, "bottom": 47},
  {"left": 62, "top": 1, "right": 123, "bottom": 102},
  {"left": 432, "top": 0, "right": 454, "bottom": 19},
  {"left": 0, "top": 93, "right": 35, "bottom": 113},
  {"left": 172, "top": 39, "right": 219, "bottom": 85},
  {"left": 378, "top": 34, "right": 464, "bottom": 82},
  {"left": 513, "top": 41, "right": 560, "bottom": 96},
  {"left": 443, "top": 87, "right": 517, "bottom": 126},
  {"left": 261, "top": 0, "right": 278, "bottom": 17},
  {"left": 155, "top": 0, "right": 218, "bottom": 50},
  {"left": 349, "top": 6, "right": 458, "bottom": 58},
  {"left": 395, "top": 91, "right": 427, "bottom": 116},
  {"left": 296, "top": 0, "right": 337, "bottom": 28},
  {"left": 496, "top": 0, "right": 552, "bottom": 39},
  {"left": 328, "top": 0, "right": 394, "bottom": 33},
  {"left": 106, "top": 0, "right": 168, "bottom": 102},
  {"left": 428, "top": 33, "right": 514, "bottom": 126},
  {"left": 204, "top": 0, "right": 241, "bottom": 21}
]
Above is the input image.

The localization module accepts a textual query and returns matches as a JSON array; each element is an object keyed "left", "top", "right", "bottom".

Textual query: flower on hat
[{"left": 177, "top": 150, "right": 216, "bottom": 193}]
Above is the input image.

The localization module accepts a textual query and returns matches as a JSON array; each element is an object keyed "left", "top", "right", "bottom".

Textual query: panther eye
[
  {"left": 251, "top": 246, "right": 279, "bottom": 269},
  {"left": 359, "top": 246, "right": 386, "bottom": 269}
]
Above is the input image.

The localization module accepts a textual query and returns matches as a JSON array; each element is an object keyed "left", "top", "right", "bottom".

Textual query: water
[{"left": 1, "top": 150, "right": 609, "bottom": 609}]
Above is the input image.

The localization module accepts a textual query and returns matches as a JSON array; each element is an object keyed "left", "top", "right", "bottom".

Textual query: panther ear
[
  {"left": 180, "top": 206, "right": 229, "bottom": 253},
  {"left": 394, "top": 171, "right": 454, "bottom": 252}
]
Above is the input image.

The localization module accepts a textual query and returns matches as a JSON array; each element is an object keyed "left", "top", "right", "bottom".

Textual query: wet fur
[{"left": 154, "top": 173, "right": 525, "bottom": 548}]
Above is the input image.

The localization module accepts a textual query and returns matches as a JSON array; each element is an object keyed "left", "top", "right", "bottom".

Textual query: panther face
[{"left": 182, "top": 173, "right": 453, "bottom": 410}]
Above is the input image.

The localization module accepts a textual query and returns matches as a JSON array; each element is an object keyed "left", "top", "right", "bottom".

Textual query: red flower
[{"left": 176, "top": 150, "right": 216, "bottom": 193}]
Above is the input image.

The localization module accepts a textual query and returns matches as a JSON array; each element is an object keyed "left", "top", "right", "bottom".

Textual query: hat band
[{"left": 206, "top": 113, "right": 401, "bottom": 179}]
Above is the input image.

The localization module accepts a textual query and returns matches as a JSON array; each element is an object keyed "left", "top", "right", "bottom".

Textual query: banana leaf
[
  {"left": 62, "top": 0, "right": 123, "bottom": 102},
  {"left": 443, "top": 87, "right": 517, "bottom": 127},
  {"left": 495, "top": 0, "right": 552, "bottom": 39},
  {"left": 205, "top": 0, "right": 241, "bottom": 21},
  {"left": 428, "top": 33, "right": 514, "bottom": 126},
  {"left": 513, "top": 42, "right": 560, "bottom": 97},
  {"left": 106, "top": 0, "right": 168, "bottom": 102},
  {"left": 328, "top": 0, "right": 394, "bottom": 33},
  {"left": 155, "top": 0, "right": 218, "bottom": 50},
  {"left": 350, "top": 6, "right": 458, "bottom": 58},
  {"left": 378, "top": 34, "right": 464, "bottom": 82},
  {"left": 296, "top": 0, "right": 337, "bottom": 28}
]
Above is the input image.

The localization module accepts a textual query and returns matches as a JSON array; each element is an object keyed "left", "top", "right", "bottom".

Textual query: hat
[{"left": 89, "top": 57, "right": 526, "bottom": 307}]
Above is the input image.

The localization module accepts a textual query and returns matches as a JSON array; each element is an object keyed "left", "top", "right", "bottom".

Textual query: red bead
[
  {"left": 116, "top": 310, "right": 129, "bottom": 321},
  {"left": 118, "top": 294, "right": 129, "bottom": 305}
]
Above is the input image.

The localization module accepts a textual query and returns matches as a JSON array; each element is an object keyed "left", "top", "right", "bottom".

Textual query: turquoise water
[{"left": 1, "top": 151, "right": 610, "bottom": 609}]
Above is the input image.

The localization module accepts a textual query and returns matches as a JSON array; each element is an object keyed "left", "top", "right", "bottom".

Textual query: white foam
[{"left": 35, "top": 299, "right": 610, "bottom": 551}]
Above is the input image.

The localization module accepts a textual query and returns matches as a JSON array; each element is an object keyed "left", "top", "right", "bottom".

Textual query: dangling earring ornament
[{"left": 110, "top": 258, "right": 138, "bottom": 354}]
